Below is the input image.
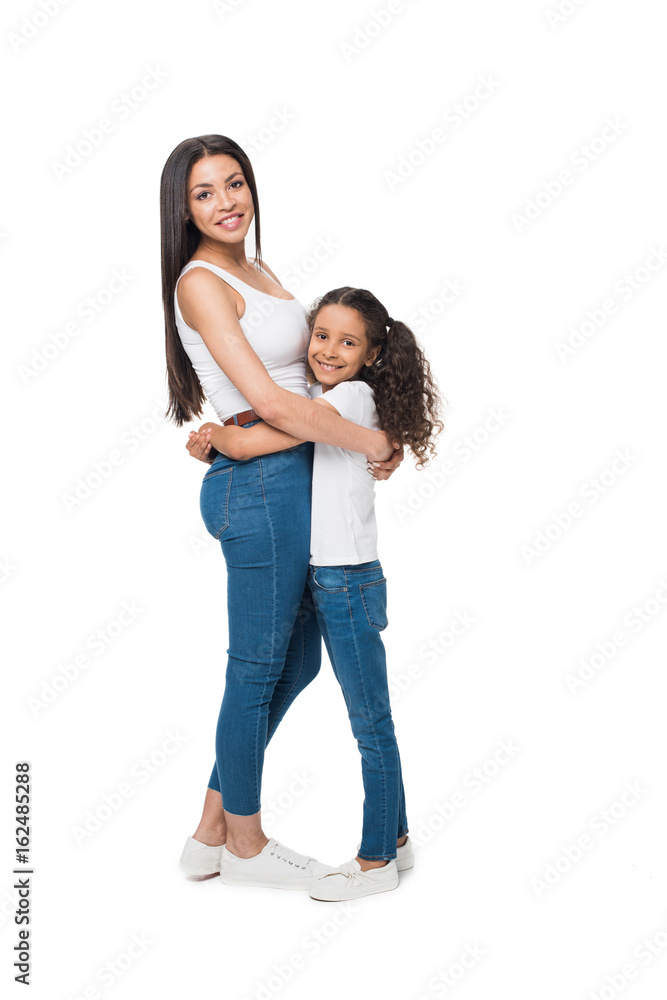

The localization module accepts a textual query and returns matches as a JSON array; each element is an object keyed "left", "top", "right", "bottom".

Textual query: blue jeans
[
  {"left": 308, "top": 559, "right": 408, "bottom": 860},
  {"left": 199, "top": 426, "right": 321, "bottom": 816}
]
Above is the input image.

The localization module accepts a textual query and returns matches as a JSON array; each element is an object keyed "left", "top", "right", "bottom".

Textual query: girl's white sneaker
[
  {"left": 179, "top": 836, "right": 224, "bottom": 876},
  {"left": 309, "top": 859, "right": 399, "bottom": 901},
  {"left": 354, "top": 836, "right": 414, "bottom": 872},
  {"left": 219, "top": 838, "right": 335, "bottom": 890},
  {"left": 396, "top": 836, "right": 414, "bottom": 871}
]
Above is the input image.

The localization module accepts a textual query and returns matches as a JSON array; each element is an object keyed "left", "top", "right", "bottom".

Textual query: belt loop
[{"left": 233, "top": 413, "right": 240, "bottom": 426}]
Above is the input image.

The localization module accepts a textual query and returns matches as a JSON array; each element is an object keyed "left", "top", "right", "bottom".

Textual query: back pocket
[
  {"left": 359, "top": 578, "right": 388, "bottom": 630},
  {"left": 199, "top": 466, "right": 233, "bottom": 539}
]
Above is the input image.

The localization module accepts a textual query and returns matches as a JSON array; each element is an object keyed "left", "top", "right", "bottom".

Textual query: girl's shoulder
[{"left": 317, "top": 379, "right": 377, "bottom": 426}]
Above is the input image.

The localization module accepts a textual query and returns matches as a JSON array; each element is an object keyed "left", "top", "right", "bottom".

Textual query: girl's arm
[
  {"left": 177, "top": 268, "right": 395, "bottom": 461},
  {"left": 199, "top": 420, "right": 303, "bottom": 461}
]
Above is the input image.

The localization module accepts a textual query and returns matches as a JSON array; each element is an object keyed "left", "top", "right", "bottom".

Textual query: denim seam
[
  {"left": 345, "top": 569, "right": 390, "bottom": 858},
  {"left": 266, "top": 605, "right": 306, "bottom": 742},
  {"left": 250, "top": 455, "right": 275, "bottom": 815}
]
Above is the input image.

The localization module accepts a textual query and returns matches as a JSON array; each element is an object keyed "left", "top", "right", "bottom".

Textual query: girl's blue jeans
[
  {"left": 308, "top": 559, "right": 409, "bottom": 860},
  {"left": 199, "top": 430, "right": 321, "bottom": 816}
]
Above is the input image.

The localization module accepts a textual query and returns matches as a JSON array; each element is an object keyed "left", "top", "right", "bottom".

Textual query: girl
[
  {"left": 163, "top": 134, "right": 403, "bottom": 890},
  {"left": 189, "top": 286, "right": 444, "bottom": 899}
]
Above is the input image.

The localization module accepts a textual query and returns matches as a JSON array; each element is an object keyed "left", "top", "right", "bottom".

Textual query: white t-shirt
[{"left": 308, "top": 380, "right": 380, "bottom": 566}]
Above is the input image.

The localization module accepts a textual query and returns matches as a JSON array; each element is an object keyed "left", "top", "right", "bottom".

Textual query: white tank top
[{"left": 174, "top": 258, "right": 311, "bottom": 422}]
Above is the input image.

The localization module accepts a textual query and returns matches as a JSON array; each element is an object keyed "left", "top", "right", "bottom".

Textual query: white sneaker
[
  {"left": 179, "top": 836, "right": 224, "bottom": 876},
  {"left": 219, "top": 838, "right": 335, "bottom": 890},
  {"left": 309, "top": 858, "right": 399, "bottom": 901},
  {"left": 354, "top": 837, "right": 414, "bottom": 872},
  {"left": 396, "top": 836, "right": 414, "bottom": 872}
]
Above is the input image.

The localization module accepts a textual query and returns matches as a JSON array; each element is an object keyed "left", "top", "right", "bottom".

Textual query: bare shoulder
[{"left": 177, "top": 265, "right": 239, "bottom": 325}]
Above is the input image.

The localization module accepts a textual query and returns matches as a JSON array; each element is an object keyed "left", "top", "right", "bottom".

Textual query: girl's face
[
  {"left": 307, "top": 304, "right": 380, "bottom": 390},
  {"left": 185, "top": 154, "right": 254, "bottom": 246}
]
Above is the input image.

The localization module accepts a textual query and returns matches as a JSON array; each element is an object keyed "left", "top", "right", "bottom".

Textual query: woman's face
[
  {"left": 185, "top": 154, "right": 255, "bottom": 246},
  {"left": 307, "top": 304, "right": 380, "bottom": 390}
]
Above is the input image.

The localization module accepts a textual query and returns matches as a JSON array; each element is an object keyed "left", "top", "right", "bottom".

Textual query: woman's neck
[{"left": 193, "top": 238, "right": 251, "bottom": 271}]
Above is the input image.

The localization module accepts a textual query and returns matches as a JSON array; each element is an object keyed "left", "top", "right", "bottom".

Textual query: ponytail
[{"left": 362, "top": 318, "right": 444, "bottom": 469}]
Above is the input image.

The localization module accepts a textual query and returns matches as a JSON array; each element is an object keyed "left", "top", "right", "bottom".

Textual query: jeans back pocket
[
  {"left": 200, "top": 466, "right": 233, "bottom": 539},
  {"left": 359, "top": 578, "right": 388, "bottom": 630}
]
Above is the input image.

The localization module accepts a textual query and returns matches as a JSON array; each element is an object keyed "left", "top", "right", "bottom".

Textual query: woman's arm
[{"left": 177, "top": 268, "right": 395, "bottom": 462}]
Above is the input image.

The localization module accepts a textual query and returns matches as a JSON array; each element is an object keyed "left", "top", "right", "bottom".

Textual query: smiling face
[
  {"left": 307, "top": 304, "right": 380, "bottom": 391},
  {"left": 185, "top": 153, "right": 254, "bottom": 245}
]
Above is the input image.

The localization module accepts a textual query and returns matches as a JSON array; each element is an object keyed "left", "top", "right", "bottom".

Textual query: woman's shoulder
[
  {"left": 176, "top": 262, "right": 239, "bottom": 327},
  {"left": 177, "top": 261, "right": 237, "bottom": 297}
]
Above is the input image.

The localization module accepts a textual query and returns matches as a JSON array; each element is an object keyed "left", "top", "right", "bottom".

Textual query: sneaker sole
[
  {"left": 310, "top": 877, "right": 399, "bottom": 901},
  {"left": 396, "top": 858, "right": 414, "bottom": 872},
  {"left": 219, "top": 870, "right": 316, "bottom": 890},
  {"left": 179, "top": 859, "right": 221, "bottom": 876}
]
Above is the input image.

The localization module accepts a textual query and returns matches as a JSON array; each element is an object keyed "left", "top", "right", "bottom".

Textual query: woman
[{"left": 161, "top": 134, "right": 401, "bottom": 890}]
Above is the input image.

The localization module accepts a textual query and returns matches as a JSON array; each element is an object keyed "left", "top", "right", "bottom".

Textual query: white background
[{"left": 3, "top": 0, "right": 667, "bottom": 997}]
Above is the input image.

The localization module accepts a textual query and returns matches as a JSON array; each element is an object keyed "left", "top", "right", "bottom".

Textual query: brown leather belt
[{"left": 222, "top": 407, "right": 261, "bottom": 427}]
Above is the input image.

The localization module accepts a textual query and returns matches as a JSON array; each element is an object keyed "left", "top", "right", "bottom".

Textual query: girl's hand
[
  {"left": 186, "top": 428, "right": 216, "bottom": 464},
  {"left": 367, "top": 443, "right": 404, "bottom": 481}
]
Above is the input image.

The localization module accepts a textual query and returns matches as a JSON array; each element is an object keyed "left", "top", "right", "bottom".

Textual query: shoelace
[
  {"left": 323, "top": 861, "right": 387, "bottom": 883},
  {"left": 268, "top": 841, "right": 310, "bottom": 869}
]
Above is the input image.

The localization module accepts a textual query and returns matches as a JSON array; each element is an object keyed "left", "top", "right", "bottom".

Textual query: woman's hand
[
  {"left": 186, "top": 427, "right": 216, "bottom": 464},
  {"left": 366, "top": 430, "right": 400, "bottom": 464},
  {"left": 367, "top": 443, "right": 404, "bottom": 481}
]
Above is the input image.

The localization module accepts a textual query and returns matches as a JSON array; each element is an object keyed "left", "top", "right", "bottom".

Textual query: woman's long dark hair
[
  {"left": 160, "top": 135, "right": 263, "bottom": 426},
  {"left": 306, "top": 288, "right": 445, "bottom": 468}
]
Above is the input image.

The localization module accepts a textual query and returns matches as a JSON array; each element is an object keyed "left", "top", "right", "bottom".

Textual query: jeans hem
[{"left": 358, "top": 852, "right": 397, "bottom": 861}]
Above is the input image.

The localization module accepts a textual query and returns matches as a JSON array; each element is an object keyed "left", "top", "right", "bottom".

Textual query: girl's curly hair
[{"left": 306, "top": 287, "right": 445, "bottom": 469}]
